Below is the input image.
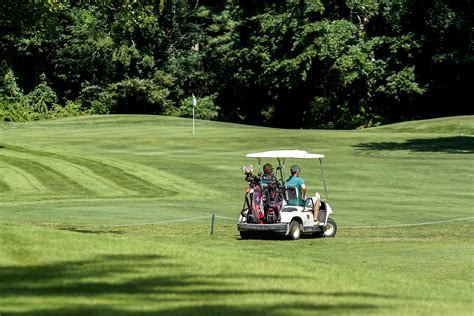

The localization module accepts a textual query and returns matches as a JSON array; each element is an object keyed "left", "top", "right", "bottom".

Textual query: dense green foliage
[
  {"left": 0, "top": 0, "right": 472, "bottom": 127},
  {"left": 0, "top": 115, "right": 473, "bottom": 314}
]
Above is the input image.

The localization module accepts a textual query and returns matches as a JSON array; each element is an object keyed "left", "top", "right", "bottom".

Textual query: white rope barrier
[
  {"left": 27, "top": 214, "right": 471, "bottom": 229},
  {"left": 342, "top": 216, "right": 474, "bottom": 229},
  {"left": 90, "top": 214, "right": 239, "bottom": 228},
  {"left": 214, "top": 215, "right": 239, "bottom": 221},
  {"left": 92, "top": 215, "right": 212, "bottom": 227}
]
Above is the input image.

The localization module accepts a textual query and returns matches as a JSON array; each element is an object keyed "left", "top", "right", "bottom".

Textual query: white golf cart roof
[{"left": 246, "top": 150, "right": 324, "bottom": 159}]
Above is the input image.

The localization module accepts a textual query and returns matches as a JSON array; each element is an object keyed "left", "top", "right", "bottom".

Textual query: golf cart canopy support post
[
  {"left": 246, "top": 150, "right": 328, "bottom": 200},
  {"left": 319, "top": 159, "right": 328, "bottom": 200},
  {"left": 277, "top": 158, "right": 285, "bottom": 182}
]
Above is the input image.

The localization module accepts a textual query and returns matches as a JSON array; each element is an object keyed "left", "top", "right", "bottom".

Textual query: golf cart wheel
[
  {"left": 323, "top": 218, "right": 337, "bottom": 237},
  {"left": 288, "top": 220, "right": 302, "bottom": 240}
]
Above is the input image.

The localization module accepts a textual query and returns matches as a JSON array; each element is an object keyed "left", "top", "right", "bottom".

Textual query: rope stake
[{"left": 210, "top": 214, "right": 215, "bottom": 237}]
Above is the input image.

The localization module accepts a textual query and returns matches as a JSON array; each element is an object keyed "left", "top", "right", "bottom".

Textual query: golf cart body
[{"left": 237, "top": 150, "right": 337, "bottom": 240}]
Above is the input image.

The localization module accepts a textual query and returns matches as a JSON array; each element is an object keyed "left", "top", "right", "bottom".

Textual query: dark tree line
[{"left": 0, "top": 0, "right": 472, "bottom": 128}]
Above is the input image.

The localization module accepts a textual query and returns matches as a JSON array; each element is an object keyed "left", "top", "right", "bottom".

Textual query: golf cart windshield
[{"left": 245, "top": 150, "right": 328, "bottom": 200}]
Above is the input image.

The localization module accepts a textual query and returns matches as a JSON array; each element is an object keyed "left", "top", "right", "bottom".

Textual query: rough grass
[{"left": 0, "top": 115, "right": 473, "bottom": 315}]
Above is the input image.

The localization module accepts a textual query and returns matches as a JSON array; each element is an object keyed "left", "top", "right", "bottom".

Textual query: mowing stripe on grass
[
  {"left": 0, "top": 161, "right": 47, "bottom": 192},
  {"left": 1, "top": 149, "right": 133, "bottom": 196},
  {"left": 101, "top": 158, "right": 223, "bottom": 200},
  {"left": 0, "top": 154, "right": 87, "bottom": 194},
  {"left": 3, "top": 145, "right": 159, "bottom": 197},
  {"left": 0, "top": 178, "right": 9, "bottom": 192}
]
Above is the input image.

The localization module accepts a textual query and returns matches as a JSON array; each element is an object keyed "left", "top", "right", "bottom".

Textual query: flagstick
[{"left": 192, "top": 94, "right": 196, "bottom": 135}]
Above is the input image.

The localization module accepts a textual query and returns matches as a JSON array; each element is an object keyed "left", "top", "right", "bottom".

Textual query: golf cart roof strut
[{"left": 319, "top": 158, "right": 328, "bottom": 200}]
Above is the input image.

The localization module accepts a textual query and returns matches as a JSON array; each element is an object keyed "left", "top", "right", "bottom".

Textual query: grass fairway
[{"left": 0, "top": 115, "right": 472, "bottom": 315}]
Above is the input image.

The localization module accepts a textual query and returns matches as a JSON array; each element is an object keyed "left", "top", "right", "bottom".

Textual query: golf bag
[
  {"left": 261, "top": 177, "right": 285, "bottom": 223},
  {"left": 241, "top": 169, "right": 264, "bottom": 224}
]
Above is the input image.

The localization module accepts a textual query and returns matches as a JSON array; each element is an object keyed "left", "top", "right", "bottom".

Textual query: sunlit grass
[{"left": 0, "top": 115, "right": 472, "bottom": 315}]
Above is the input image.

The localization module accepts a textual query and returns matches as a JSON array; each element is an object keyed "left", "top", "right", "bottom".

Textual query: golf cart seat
[{"left": 285, "top": 185, "right": 305, "bottom": 207}]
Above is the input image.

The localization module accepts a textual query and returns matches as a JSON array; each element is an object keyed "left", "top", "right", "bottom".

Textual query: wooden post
[{"left": 210, "top": 214, "right": 215, "bottom": 237}]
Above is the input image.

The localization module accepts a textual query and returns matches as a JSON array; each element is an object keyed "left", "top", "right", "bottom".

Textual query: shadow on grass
[
  {"left": 0, "top": 254, "right": 381, "bottom": 315},
  {"left": 354, "top": 136, "right": 474, "bottom": 154},
  {"left": 6, "top": 303, "right": 377, "bottom": 316},
  {"left": 237, "top": 231, "right": 325, "bottom": 241},
  {"left": 237, "top": 233, "right": 288, "bottom": 241},
  {"left": 57, "top": 226, "right": 125, "bottom": 235}
]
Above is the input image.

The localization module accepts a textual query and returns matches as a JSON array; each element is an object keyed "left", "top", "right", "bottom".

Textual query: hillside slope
[{"left": 363, "top": 115, "right": 474, "bottom": 135}]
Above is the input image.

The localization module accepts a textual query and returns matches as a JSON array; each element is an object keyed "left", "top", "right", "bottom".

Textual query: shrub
[
  {"left": 78, "top": 73, "right": 175, "bottom": 115},
  {"left": 0, "top": 69, "right": 87, "bottom": 121}
]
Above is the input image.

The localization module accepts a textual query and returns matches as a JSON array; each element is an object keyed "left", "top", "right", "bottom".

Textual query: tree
[{"left": 0, "top": 0, "right": 471, "bottom": 126}]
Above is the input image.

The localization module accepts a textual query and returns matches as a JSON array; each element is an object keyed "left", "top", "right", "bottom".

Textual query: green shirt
[
  {"left": 285, "top": 176, "right": 305, "bottom": 206},
  {"left": 261, "top": 172, "right": 273, "bottom": 187}
]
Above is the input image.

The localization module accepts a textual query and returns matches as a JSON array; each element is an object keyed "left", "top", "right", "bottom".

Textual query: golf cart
[{"left": 237, "top": 150, "right": 337, "bottom": 240}]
